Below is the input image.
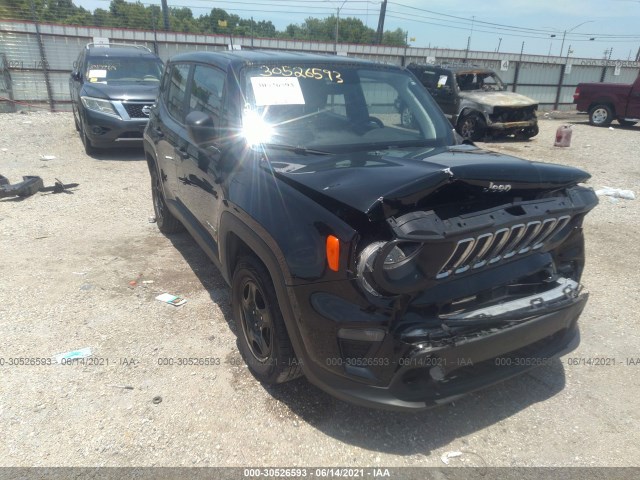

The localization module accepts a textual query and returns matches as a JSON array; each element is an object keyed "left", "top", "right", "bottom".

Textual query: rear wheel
[
  {"left": 589, "top": 104, "right": 613, "bottom": 127},
  {"left": 618, "top": 119, "right": 637, "bottom": 127},
  {"left": 232, "top": 256, "right": 301, "bottom": 384},
  {"left": 149, "top": 164, "right": 183, "bottom": 234},
  {"left": 458, "top": 113, "right": 486, "bottom": 141}
]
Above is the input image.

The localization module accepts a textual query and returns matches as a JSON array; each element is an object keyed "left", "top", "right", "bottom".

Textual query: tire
[
  {"left": 72, "top": 106, "right": 80, "bottom": 132},
  {"left": 589, "top": 104, "right": 613, "bottom": 127},
  {"left": 232, "top": 256, "right": 301, "bottom": 384},
  {"left": 80, "top": 120, "right": 96, "bottom": 155},
  {"left": 618, "top": 119, "right": 637, "bottom": 127},
  {"left": 400, "top": 107, "right": 415, "bottom": 128},
  {"left": 458, "top": 113, "right": 486, "bottom": 141},
  {"left": 149, "top": 163, "right": 184, "bottom": 234},
  {"left": 521, "top": 124, "right": 539, "bottom": 139}
]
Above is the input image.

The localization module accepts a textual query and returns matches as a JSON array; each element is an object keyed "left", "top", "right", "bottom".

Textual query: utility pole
[
  {"left": 375, "top": 0, "right": 387, "bottom": 44},
  {"left": 160, "top": 0, "right": 170, "bottom": 31}
]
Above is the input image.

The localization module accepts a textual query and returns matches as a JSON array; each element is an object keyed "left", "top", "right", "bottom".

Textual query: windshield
[
  {"left": 242, "top": 64, "right": 453, "bottom": 152},
  {"left": 456, "top": 71, "right": 505, "bottom": 92},
  {"left": 85, "top": 57, "right": 163, "bottom": 84}
]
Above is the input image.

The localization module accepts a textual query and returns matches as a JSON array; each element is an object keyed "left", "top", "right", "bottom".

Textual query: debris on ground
[
  {"left": 152, "top": 396, "right": 163, "bottom": 404},
  {"left": 595, "top": 187, "right": 635, "bottom": 200},
  {"left": 148, "top": 216, "right": 157, "bottom": 223},
  {"left": 156, "top": 293, "right": 187, "bottom": 306},
  {"left": 40, "top": 155, "right": 56, "bottom": 161},
  {"left": 54, "top": 347, "right": 92, "bottom": 363},
  {"left": 0, "top": 175, "right": 43, "bottom": 198},
  {"left": 39, "top": 178, "right": 79, "bottom": 194},
  {"left": 107, "top": 384, "right": 134, "bottom": 390},
  {"left": 440, "top": 451, "right": 463, "bottom": 465}
]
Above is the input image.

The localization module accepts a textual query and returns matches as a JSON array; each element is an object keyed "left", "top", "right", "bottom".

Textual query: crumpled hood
[
  {"left": 81, "top": 82, "right": 159, "bottom": 101},
  {"left": 268, "top": 145, "right": 590, "bottom": 220},
  {"left": 459, "top": 91, "right": 538, "bottom": 108}
]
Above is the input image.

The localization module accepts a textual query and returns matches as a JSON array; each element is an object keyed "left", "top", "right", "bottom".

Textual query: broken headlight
[{"left": 357, "top": 241, "right": 422, "bottom": 296}]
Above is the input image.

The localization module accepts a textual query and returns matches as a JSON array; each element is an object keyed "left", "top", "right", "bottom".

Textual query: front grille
[
  {"left": 123, "top": 102, "right": 152, "bottom": 118},
  {"left": 436, "top": 215, "right": 570, "bottom": 279},
  {"left": 490, "top": 106, "right": 536, "bottom": 123}
]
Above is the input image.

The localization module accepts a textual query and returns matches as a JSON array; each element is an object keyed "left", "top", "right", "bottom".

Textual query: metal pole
[
  {"left": 30, "top": 0, "right": 54, "bottom": 112},
  {"left": 335, "top": 7, "right": 339, "bottom": 53},
  {"left": 559, "top": 30, "right": 566, "bottom": 57}
]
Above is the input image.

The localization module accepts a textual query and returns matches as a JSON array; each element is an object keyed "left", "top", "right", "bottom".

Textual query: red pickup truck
[{"left": 573, "top": 74, "right": 640, "bottom": 127}]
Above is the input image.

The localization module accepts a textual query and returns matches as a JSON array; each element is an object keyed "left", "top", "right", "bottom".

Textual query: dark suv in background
[
  {"left": 144, "top": 50, "right": 596, "bottom": 410},
  {"left": 70, "top": 43, "right": 163, "bottom": 154},
  {"left": 404, "top": 63, "right": 539, "bottom": 141}
]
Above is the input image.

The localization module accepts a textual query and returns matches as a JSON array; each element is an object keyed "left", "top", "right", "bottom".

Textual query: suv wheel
[
  {"left": 458, "top": 113, "right": 486, "bottom": 141},
  {"left": 80, "top": 121, "right": 96, "bottom": 155},
  {"left": 72, "top": 105, "right": 80, "bottom": 132},
  {"left": 400, "top": 106, "right": 415, "bottom": 128},
  {"left": 589, "top": 104, "right": 613, "bottom": 127},
  {"left": 232, "top": 256, "right": 301, "bottom": 384},
  {"left": 150, "top": 164, "right": 184, "bottom": 233}
]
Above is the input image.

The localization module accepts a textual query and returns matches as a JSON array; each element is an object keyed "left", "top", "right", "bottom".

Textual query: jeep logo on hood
[{"left": 486, "top": 181, "right": 512, "bottom": 192}]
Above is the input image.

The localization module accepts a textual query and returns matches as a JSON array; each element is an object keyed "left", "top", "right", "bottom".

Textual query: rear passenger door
[{"left": 178, "top": 63, "right": 227, "bottom": 253}]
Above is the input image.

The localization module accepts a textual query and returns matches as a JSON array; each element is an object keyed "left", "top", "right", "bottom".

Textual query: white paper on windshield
[
  {"left": 437, "top": 75, "right": 448, "bottom": 87},
  {"left": 88, "top": 69, "right": 107, "bottom": 78},
  {"left": 250, "top": 77, "right": 305, "bottom": 106}
]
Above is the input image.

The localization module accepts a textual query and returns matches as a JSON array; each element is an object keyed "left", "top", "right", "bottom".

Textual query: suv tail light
[{"left": 573, "top": 86, "right": 581, "bottom": 101}]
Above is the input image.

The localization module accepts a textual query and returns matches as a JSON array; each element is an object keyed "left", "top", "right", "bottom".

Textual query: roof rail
[
  {"left": 85, "top": 42, "right": 152, "bottom": 53},
  {"left": 408, "top": 62, "right": 486, "bottom": 70}
]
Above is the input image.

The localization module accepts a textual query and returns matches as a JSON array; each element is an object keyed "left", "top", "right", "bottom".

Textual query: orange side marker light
[{"left": 326, "top": 235, "right": 340, "bottom": 272}]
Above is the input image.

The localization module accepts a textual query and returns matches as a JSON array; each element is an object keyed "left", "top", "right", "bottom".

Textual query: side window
[
  {"left": 188, "top": 65, "right": 225, "bottom": 126},
  {"left": 166, "top": 63, "right": 190, "bottom": 122}
]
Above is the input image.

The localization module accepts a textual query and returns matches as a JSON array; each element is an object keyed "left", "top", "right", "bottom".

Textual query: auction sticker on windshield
[{"left": 250, "top": 76, "right": 305, "bottom": 106}]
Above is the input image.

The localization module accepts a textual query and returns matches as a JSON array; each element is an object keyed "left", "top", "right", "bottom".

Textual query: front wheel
[
  {"left": 150, "top": 164, "right": 183, "bottom": 234},
  {"left": 232, "top": 256, "right": 301, "bottom": 384},
  {"left": 589, "top": 104, "right": 613, "bottom": 127},
  {"left": 80, "top": 121, "right": 96, "bottom": 155},
  {"left": 458, "top": 113, "right": 486, "bottom": 141}
]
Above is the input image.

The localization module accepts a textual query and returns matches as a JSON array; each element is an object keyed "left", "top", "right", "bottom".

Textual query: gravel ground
[{"left": 1, "top": 112, "right": 639, "bottom": 468}]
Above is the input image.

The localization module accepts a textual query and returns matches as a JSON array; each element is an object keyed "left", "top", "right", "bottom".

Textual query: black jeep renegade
[{"left": 143, "top": 51, "right": 597, "bottom": 410}]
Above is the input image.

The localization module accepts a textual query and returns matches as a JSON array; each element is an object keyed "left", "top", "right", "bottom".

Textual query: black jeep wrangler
[
  {"left": 403, "top": 63, "right": 539, "bottom": 141},
  {"left": 144, "top": 51, "right": 597, "bottom": 410}
]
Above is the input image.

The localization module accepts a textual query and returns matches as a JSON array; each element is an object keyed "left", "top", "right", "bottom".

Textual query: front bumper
[
  {"left": 292, "top": 281, "right": 587, "bottom": 411},
  {"left": 83, "top": 106, "right": 149, "bottom": 147},
  {"left": 487, "top": 119, "right": 537, "bottom": 131}
]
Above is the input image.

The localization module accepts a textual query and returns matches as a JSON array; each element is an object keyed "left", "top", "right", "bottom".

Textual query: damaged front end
[{"left": 311, "top": 181, "right": 597, "bottom": 409}]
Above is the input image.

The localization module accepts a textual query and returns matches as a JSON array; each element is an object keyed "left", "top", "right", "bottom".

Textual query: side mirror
[
  {"left": 71, "top": 71, "right": 82, "bottom": 81},
  {"left": 186, "top": 111, "right": 216, "bottom": 146}
]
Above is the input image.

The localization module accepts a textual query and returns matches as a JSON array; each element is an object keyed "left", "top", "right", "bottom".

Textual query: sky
[{"left": 72, "top": 0, "right": 640, "bottom": 61}]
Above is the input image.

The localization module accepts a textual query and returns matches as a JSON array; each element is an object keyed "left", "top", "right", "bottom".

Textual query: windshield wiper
[{"left": 262, "top": 143, "right": 332, "bottom": 156}]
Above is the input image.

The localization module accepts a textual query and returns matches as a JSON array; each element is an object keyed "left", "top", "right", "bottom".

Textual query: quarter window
[{"left": 166, "top": 63, "right": 190, "bottom": 122}]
